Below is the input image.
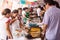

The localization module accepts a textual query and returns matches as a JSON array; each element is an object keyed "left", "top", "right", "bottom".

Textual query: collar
[{"left": 46, "top": 6, "right": 56, "bottom": 11}]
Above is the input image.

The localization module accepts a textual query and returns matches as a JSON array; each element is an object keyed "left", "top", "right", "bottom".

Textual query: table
[{"left": 8, "top": 36, "right": 27, "bottom": 40}]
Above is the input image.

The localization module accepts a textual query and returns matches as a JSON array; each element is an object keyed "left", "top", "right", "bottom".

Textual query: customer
[
  {"left": 18, "top": 8, "right": 22, "bottom": 15},
  {"left": 37, "top": 6, "right": 41, "bottom": 17},
  {"left": 0, "top": 8, "right": 12, "bottom": 40},
  {"left": 22, "top": 7, "right": 28, "bottom": 18},
  {"left": 42, "top": 0, "right": 60, "bottom": 40},
  {"left": 40, "top": 5, "right": 46, "bottom": 22},
  {"left": 22, "top": 7, "right": 29, "bottom": 24},
  {"left": 18, "top": 8, "right": 22, "bottom": 22},
  {"left": 11, "top": 10, "right": 21, "bottom": 39},
  {"left": 18, "top": 8, "right": 24, "bottom": 28}
]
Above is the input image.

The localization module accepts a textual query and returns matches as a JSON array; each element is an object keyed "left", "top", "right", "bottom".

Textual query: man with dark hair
[
  {"left": 18, "top": 8, "right": 22, "bottom": 10},
  {"left": 2, "top": 8, "right": 11, "bottom": 15},
  {"left": 42, "top": 0, "right": 60, "bottom": 40},
  {"left": 23, "top": 7, "right": 28, "bottom": 10},
  {"left": 12, "top": 10, "right": 18, "bottom": 13},
  {"left": 44, "top": 0, "right": 54, "bottom": 5},
  {"left": 18, "top": 8, "right": 24, "bottom": 28},
  {"left": 22, "top": 7, "right": 29, "bottom": 24},
  {"left": 18, "top": 8, "right": 22, "bottom": 15},
  {"left": 54, "top": 1, "right": 60, "bottom": 8},
  {"left": 22, "top": 7, "right": 28, "bottom": 18},
  {"left": 0, "top": 8, "right": 12, "bottom": 40}
]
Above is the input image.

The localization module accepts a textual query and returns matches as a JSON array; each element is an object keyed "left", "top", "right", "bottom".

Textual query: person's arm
[
  {"left": 42, "top": 11, "right": 50, "bottom": 34},
  {"left": 42, "top": 24, "right": 48, "bottom": 34},
  {"left": 6, "top": 21, "right": 13, "bottom": 39},
  {"left": 19, "top": 22, "right": 24, "bottom": 29},
  {"left": 10, "top": 18, "right": 17, "bottom": 25}
]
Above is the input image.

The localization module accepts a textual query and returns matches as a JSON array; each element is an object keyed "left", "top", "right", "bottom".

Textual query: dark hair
[
  {"left": 12, "top": 10, "right": 18, "bottom": 13},
  {"left": 18, "top": 8, "right": 22, "bottom": 10},
  {"left": 41, "top": 7, "right": 44, "bottom": 10},
  {"left": 38, "top": 6, "right": 41, "bottom": 8},
  {"left": 44, "top": 0, "right": 55, "bottom": 5},
  {"left": 23, "top": 7, "right": 28, "bottom": 10},
  {"left": 40, "top": 5, "right": 45, "bottom": 10},
  {"left": 30, "top": 7, "right": 33, "bottom": 12},
  {"left": 2, "top": 8, "right": 11, "bottom": 15},
  {"left": 54, "top": 1, "right": 60, "bottom": 8}
]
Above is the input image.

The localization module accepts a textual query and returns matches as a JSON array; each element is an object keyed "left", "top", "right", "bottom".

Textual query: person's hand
[
  {"left": 41, "top": 32, "right": 45, "bottom": 38},
  {"left": 15, "top": 16, "right": 18, "bottom": 20},
  {"left": 8, "top": 34, "right": 13, "bottom": 39},
  {"left": 16, "top": 29, "right": 22, "bottom": 32}
]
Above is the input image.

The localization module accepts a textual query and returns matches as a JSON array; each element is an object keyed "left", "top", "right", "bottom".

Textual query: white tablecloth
[{"left": 8, "top": 36, "right": 27, "bottom": 40}]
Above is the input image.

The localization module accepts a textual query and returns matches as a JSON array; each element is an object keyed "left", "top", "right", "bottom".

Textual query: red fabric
[{"left": 6, "top": 19, "right": 11, "bottom": 23}]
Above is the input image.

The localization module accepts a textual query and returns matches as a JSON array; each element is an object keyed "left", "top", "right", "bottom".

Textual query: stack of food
[
  {"left": 26, "top": 26, "right": 44, "bottom": 40},
  {"left": 29, "top": 27, "right": 42, "bottom": 38}
]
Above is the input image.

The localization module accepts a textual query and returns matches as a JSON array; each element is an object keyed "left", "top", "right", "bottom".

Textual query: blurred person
[
  {"left": 18, "top": 8, "right": 22, "bottom": 21},
  {"left": 18, "top": 8, "right": 22, "bottom": 15},
  {"left": 33, "top": 7, "right": 37, "bottom": 13},
  {"left": 11, "top": 10, "right": 22, "bottom": 39},
  {"left": 11, "top": 10, "right": 28, "bottom": 40},
  {"left": 22, "top": 7, "right": 28, "bottom": 18},
  {"left": 0, "top": 8, "right": 12, "bottom": 40},
  {"left": 25, "top": 8, "right": 30, "bottom": 18},
  {"left": 37, "top": 6, "right": 41, "bottom": 18},
  {"left": 18, "top": 8, "right": 24, "bottom": 28},
  {"left": 42, "top": 0, "right": 60, "bottom": 40},
  {"left": 40, "top": 5, "right": 46, "bottom": 22},
  {"left": 22, "top": 7, "right": 29, "bottom": 24}
]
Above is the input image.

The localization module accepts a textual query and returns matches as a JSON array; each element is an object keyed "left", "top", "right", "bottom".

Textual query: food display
[{"left": 29, "top": 27, "right": 42, "bottom": 38}]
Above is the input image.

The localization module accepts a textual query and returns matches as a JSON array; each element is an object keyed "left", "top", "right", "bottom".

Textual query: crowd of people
[{"left": 0, "top": 0, "right": 60, "bottom": 40}]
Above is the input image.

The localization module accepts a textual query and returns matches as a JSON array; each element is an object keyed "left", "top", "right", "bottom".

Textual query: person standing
[
  {"left": 11, "top": 10, "right": 21, "bottom": 40},
  {"left": 18, "top": 8, "right": 24, "bottom": 28},
  {"left": 42, "top": 0, "right": 60, "bottom": 40},
  {"left": 22, "top": 7, "right": 29, "bottom": 24},
  {"left": 37, "top": 6, "right": 41, "bottom": 17},
  {"left": 0, "top": 8, "right": 13, "bottom": 40}
]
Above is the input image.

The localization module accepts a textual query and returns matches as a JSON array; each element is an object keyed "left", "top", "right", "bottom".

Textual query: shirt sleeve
[
  {"left": 42, "top": 11, "right": 50, "bottom": 25},
  {"left": 6, "top": 19, "right": 11, "bottom": 23},
  {"left": 22, "top": 11, "right": 26, "bottom": 17},
  {"left": 37, "top": 8, "right": 41, "bottom": 16}
]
